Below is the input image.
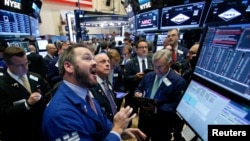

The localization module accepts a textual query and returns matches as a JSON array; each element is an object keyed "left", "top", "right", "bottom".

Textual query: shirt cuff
[
  {"left": 110, "top": 131, "right": 121, "bottom": 141},
  {"left": 25, "top": 100, "right": 31, "bottom": 110}
]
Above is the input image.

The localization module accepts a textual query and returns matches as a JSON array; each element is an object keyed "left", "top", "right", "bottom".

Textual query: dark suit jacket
[
  {"left": 90, "top": 80, "right": 117, "bottom": 122},
  {"left": 43, "top": 54, "right": 53, "bottom": 71},
  {"left": 47, "top": 56, "right": 61, "bottom": 87},
  {"left": 112, "top": 65, "right": 126, "bottom": 92},
  {"left": 124, "top": 56, "right": 153, "bottom": 96},
  {"left": 27, "top": 52, "right": 46, "bottom": 78},
  {"left": 135, "top": 69, "right": 187, "bottom": 112},
  {"left": 0, "top": 72, "right": 50, "bottom": 141}
]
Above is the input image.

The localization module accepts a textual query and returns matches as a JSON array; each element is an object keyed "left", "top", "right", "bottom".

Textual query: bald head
[
  {"left": 28, "top": 45, "right": 37, "bottom": 53},
  {"left": 95, "top": 53, "right": 111, "bottom": 80},
  {"left": 187, "top": 43, "right": 199, "bottom": 60}
]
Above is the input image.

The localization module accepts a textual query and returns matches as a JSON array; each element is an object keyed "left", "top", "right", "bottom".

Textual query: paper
[{"left": 115, "top": 92, "right": 128, "bottom": 99}]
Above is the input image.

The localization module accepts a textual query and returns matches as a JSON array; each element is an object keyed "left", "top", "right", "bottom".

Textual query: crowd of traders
[{"left": 0, "top": 28, "right": 199, "bottom": 141}]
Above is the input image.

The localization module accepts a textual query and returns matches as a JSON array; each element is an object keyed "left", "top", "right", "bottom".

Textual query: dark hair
[
  {"left": 3, "top": 47, "right": 26, "bottom": 64},
  {"left": 123, "top": 38, "right": 132, "bottom": 43},
  {"left": 135, "top": 39, "right": 148, "bottom": 48}
]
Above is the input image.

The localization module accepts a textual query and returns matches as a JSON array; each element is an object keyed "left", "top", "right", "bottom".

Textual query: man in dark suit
[
  {"left": 90, "top": 53, "right": 117, "bottom": 122},
  {"left": 134, "top": 49, "right": 187, "bottom": 141},
  {"left": 43, "top": 43, "right": 57, "bottom": 73},
  {"left": 47, "top": 42, "right": 69, "bottom": 87},
  {"left": 27, "top": 44, "right": 46, "bottom": 78},
  {"left": 167, "top": 28, "right": 189, "bottom": 62},
  {"left": 0, "top": 46, "right": 50, "bottom": 141},
  {"left": 124, "top": 39, "right": 153, "bottom": 122}
]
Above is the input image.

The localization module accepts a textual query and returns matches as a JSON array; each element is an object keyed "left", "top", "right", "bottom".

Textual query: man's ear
[{"left": 64, "top": 61, "right": 74, "bottom": 73}]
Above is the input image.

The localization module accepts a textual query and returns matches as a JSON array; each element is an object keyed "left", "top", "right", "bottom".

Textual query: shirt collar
[
  {"left": 63, "top": 80, "right": 88, "bottom": 100},
  {"left": 7, "top": 68, "right": 23, "bottom": 80}
]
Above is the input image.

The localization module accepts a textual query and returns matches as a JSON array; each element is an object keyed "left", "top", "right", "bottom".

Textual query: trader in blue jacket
[{"left": 42, "top": 45, "right": 146, "bottom": 141}]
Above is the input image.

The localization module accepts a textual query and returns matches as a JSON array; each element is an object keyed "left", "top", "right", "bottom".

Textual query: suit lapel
[
  {"left": 135, "top": 58, "right": 141, "bottom": 72},
  {"left": 3, "top": 73, "right": 30, "bottom": 99}
]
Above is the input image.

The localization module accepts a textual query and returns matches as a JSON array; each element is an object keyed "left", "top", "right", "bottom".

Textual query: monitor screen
[
  {"left": 88, "top": 34, "right": 104, "bottom": 40},
  {"left": 0, "top": 9, "right": 30, "bottom": 36},
  {"left": 30, "top": 16, "right": 39, "bottom": 36},
  {"left": 204, "top": 0, "right": 250, "bottom": 25},
  {"left": 19, "top": 41, "right": 29, "bottom": 52},
  {"left": 125, "top": 3, "right": 135, "bottom": 18},
  {"left": 176, "top": 80, "right": 250, "bottom": 141},
  {"left": 194, "top": 22, "right": 250, "bottom": 101},
  {"left": 156, "top": 34, "right": 167, "bottom": 45},
  {"left": 160, "top": 1, "right": 206, "bottom": 30},
  {"left": 128, "top": 16, "right": 136, "bottom": 33},
  {"left": 136, "top": 9, "right": 159, "bottom": 32},
  {"left": 36, "top": 39, "right": 48, "bottom": 51},
  {"left": 156, "top": 45, "right": 164, "bottom": 51},
  {"left": 145, "top": 33, "right": 155, "bottom": 42},
  {"left": 30, "top": 0, "right": 42, "bottom": 18},
  {"left": 38, "top": 50, "right": 47, "bottom": 58}
]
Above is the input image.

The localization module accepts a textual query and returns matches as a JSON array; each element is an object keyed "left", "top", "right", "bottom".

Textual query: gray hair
[{"left": 152, "top": 49, "right": 172, "bottom": 64}]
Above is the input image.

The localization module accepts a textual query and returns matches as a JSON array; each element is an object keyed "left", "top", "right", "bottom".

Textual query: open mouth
[{"left": 90, "top": 67, "right": 96, "bottom": 75}]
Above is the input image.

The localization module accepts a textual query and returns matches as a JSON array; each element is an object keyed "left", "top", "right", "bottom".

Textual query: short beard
[{"left": 74, "top": 65, "right": 96, "bottom": 88}]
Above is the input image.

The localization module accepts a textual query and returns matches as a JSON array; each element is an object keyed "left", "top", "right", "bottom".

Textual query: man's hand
[
  {"left": 121, "top": 128, "right": 147, "bottom": 141},
  {"left": 112, "top": 106, "right": 136, "bottom": 134},
  {"left": 27, "top": 92, "right": 42, "bottom": 106}
]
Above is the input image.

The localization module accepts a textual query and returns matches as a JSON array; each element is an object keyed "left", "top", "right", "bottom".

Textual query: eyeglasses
[
  {"left": 137, "top": 46, "right": 148, "bottom": 49},
  {"left": 10, "top": 61, "right": 30, "bottom": 68}
]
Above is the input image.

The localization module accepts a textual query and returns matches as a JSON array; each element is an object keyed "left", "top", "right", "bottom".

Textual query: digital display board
[
  {"left": 136, "top": 9, "right": 159, "bottom": 32},
  {"left": 177, "top": 80, "right": 250, "bottom": 141},
  {"left": 138, "top": 0, "right": 151, "bottom": 10},
  {"left": 160, "top": 1, "right": 206, "bottom": 30},
  {"left": 128, "top": 16, "right": 136, "bottom": 32},
  {"left": 0, "top": 9, "right": 30, "bottom": 36},
  {"left": 204, "top": 0, "right": 250, "bottom": 25},
  {"left": 194, "top": 22, "right": 250, "bottom": 101},
  {"left": 156, "top": 34, "right": 167, "bottom": 45},
  {"left": 125, "top": 3, "right": 134, "bottom": 18},
  {"left": 30, "top": 16, "right": 39, "bottom": 36}
]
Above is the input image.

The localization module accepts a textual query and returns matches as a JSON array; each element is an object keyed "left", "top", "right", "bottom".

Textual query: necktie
[
  {"left": 124, "top": 59, "right": 127, "bottom": 65},
  {"left": 86, "top": 92, "right": 98, "bottom": 115},
  {"left": 150, "top": 76, "right": 161, "bottom": 99},
  {"left": 172, "top": 49, "right": 177, "bottom": 62},
  {"left": 102, "top": 81, "right": 117, "bottom": 115},
  {"left": 142, "top": 59, "right": 146, "bottom": 72},
  {"left": 20, "top": 76, "right": 31, "bottom": 93}
]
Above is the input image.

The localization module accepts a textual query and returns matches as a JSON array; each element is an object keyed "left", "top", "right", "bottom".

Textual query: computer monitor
[
  {"left": 36, "top": 39, "right": 48, "bottom": 51},
  {"left": 0, "top": 9, "right": 31, "bottom": 36},
  {"left": 145, "top": 33, "right": 155, "bottom": 42},
  {"left": 204, "top": 0, "right": 250, "bottom": 25},
  {"left": 156, "top": 34, "right": 167, "bottom": 45},
  {"left": 30, "top": 16, "right": 39, "bottom": 37},
  {"left": 128, "top": 16, "right": 136, "bottom": 33},
  {"left": 176, "top": 80, "right": 250, "bottom": 141},
  {"left": 88, "top": 34, "right": 104, "bottom": 40},
  {"left": 19, "top": 41, "right": 29, "bottom": 52},
  {"left": 160, "top": 1, "right": 206, "bottom": 30},
  {"left": 194, "top": 22, "right": 250, "bottom": 101},
  {"left": 136, "top": 9, "right": 159, "bottom": 32},
  {"left": 156, "top": 46, "right": 164, "bottom": 51},
  {"left": 38, "top": 50, "right": 47, "bottom": 57}
]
